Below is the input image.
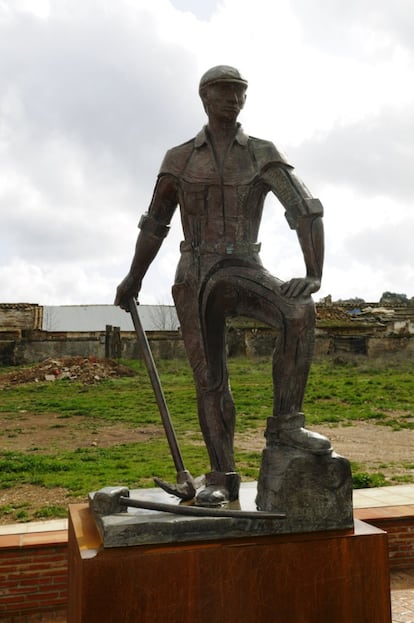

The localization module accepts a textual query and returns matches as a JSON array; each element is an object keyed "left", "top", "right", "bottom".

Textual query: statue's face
[{"left": 202, "top": 82, "right": 247, "bottom": 121}]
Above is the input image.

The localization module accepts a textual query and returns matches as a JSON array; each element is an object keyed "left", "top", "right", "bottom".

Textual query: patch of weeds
[
  {"left": 0, "top": 504, "right": 16, "bottom": 518},
  {"left": 235, "top": 450, "right": 261, "bottom": 480},
  {"left": 391, "top": 474, "right": 414, "bottom": 484},
  {"left": 239, "top": 467, "right": 259, "bottom": 479},
  {"left": 34, "top": 505, "right": 67, "bottom": 519},
  {"left": 366, "top": 411, "right": 387, "bottom": 421},
  {"left": 352, "top": 472, "right": 388, "bottom": 489},
  {"left": 5, "top": 427, "right": 24, "bottom": 438},
  {"left": 0, "top": 503, "right": 32, "bottom": 522},
  {"left": 381, "top": 419, "right": 403, "bottom": 431}
]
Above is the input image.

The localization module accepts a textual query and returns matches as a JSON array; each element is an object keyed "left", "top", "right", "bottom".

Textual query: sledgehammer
[{"left": 128, "top": 298, "right": 200, "bottom": 500}]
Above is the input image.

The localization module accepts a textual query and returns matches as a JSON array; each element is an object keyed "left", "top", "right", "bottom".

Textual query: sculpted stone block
[{"left": 257, "top": 446, "right": 353, "bottom": 532}]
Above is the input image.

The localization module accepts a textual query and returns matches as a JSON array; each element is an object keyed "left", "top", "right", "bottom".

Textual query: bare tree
[{"left": 147, "top": 304, "right": 179, "bottom": 331}]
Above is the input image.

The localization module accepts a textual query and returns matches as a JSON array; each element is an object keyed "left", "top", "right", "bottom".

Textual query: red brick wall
[
  {"left": 0, "top": 538, "right": 67, "bottom": 622},
  {"left": 375, "top": 520, "right": 414, "bottom": 570},
  {"left": 354, "top": 508, "right": 414, "bottom": 570}
]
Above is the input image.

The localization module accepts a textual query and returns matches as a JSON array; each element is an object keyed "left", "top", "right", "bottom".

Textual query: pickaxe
[
  {"left": 91, "top": 486, "right": 286, "bottom": 520},
  {"left": 128, "top": 298, "right": 202, "bottom": 500}
]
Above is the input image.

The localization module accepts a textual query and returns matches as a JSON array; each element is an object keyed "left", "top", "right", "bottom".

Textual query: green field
[{"left": 0, "top": 356, "right": 414, "bottom": 522}]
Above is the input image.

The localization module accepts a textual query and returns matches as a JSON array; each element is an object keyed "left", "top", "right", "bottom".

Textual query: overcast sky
[{"left": 1, "top": 0, "right": 414, "bottom": 306}]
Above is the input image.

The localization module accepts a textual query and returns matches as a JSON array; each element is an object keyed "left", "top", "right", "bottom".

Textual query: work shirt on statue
[{"left": 143, "top": 124, "right": 323, "bottom": 282}]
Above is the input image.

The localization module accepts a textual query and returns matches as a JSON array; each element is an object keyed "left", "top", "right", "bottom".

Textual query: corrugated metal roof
[{"left": 42, "top": 305, "right": 179, "bottom": 332}]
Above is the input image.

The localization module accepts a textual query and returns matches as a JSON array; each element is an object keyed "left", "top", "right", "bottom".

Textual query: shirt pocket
[{"left": 180, "top": 182, "right": 207, "bottom": 215}]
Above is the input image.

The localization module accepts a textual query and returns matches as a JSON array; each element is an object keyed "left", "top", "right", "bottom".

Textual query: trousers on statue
[{"left": 172, "top": 258, "right": 318, "bottom": 476}]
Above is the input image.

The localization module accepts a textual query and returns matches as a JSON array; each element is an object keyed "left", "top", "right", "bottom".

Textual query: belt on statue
[{"left": 180, "top": 241, "right": 261, "bottom": 255}]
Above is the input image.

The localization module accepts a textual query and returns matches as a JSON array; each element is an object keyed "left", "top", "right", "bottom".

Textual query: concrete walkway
[{"left": 353, "top": 483, "right": 414, "bottom": 509}]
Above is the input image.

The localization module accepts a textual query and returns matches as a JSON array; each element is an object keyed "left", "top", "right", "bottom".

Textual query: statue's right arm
[{"left": 114, "top": 174, "right": 178, "bottom": 310}]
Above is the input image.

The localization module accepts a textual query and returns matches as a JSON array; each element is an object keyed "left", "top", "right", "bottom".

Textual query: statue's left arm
[{"left": 261, "top": 163, "right": 324, "bottom": 298}]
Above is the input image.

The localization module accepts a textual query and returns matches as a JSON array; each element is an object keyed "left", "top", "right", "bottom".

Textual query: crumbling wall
[
  {"left": 0, "top": 303, "right": 42, "bottom": 331},
  {"left": 0, "top": 304, "right": 43, "bottom": 364},
  {"left": 1, "top": 303, "right": 414, "bottom": 365},
  {"left": 4, "top": 331, "right": 186, "bottom": 365},
  {"left": 12, "top": 331, "right": 106, "bottom": 364},
  {"left": 367, "top": 335, "right": 414, "bottom": 357}
]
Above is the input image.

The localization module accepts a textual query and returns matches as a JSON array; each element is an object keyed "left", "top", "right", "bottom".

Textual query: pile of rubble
[
  {"left": 316, "top": 306, "right": 352, "bottom": 322},
  {"left": 0, "top": 356, "right": 136, "bottom": 387}
]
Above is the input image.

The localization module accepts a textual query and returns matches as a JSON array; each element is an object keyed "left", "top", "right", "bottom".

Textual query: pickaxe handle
[
  {"left": 128, "top": 298, "right": 188, "bottom": 479},
  {"left": 120, "top": 495, "right": 285, "bottom": 520}
]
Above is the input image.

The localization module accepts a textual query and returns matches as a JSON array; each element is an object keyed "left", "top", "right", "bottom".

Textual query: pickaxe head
[{"left": 154, "top": 471, "right": 205, "bottom": 501}]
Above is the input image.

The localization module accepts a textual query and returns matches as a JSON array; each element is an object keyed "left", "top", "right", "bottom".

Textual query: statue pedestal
[{"left": 68, "top": 503, "right": 392, "bottom": 623}]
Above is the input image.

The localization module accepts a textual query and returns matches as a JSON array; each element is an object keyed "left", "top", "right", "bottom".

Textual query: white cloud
[
  {"left": 294, "top": 103, "right": 414, "bottom": 203},
  {"left": 1, "top": 0, "right": 413, "bottom": 306}
]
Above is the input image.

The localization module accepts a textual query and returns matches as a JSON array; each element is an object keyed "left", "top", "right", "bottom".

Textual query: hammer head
[{"left": 90, "top": 486, "right": 130, "bottom": 516}]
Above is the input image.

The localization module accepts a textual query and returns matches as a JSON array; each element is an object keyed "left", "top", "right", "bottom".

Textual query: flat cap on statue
[{"left": 199, "top": 65, "right": 248, "bottom": 93}]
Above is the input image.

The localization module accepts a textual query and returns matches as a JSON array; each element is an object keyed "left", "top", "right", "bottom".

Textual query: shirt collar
[{"left": 194, "top": 124, "right": 249, "bottom": 148}]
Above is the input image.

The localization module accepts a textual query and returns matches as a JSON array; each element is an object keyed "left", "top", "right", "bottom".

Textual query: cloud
[
  {"left": 290, "top": 0, "right": 414, "bottom": 57},
  {"left": 346, "top": 222, "right": 414, "bottom": 270},
  {"left": 1, "top": 0, "right": 414, "bottom": 306},
  {"left": 0, "top": 0, "right": 204, "bottom": 303},
  {"left": 169, "top": 0, "right": 221, "bottom": 21},
  {"left": 294, "top": 103, "right": 414, "bottom": 202},
  {"left": 0, "top": 1, "right": 201, "bottom": 173}
]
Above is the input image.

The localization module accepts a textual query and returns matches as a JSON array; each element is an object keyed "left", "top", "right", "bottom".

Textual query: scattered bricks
[{"left": 0, "top": 356, "right": 136, "bottom": 388}]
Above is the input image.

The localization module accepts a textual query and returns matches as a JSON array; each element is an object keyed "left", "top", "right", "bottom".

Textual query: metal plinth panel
[{"left": 68, "top": 504, "right": 392, "bottom": 623}]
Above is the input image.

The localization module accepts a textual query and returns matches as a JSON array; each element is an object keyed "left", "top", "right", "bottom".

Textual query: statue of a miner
[{"left": 115, "top": 65, "right": 331, "bottom": 506}]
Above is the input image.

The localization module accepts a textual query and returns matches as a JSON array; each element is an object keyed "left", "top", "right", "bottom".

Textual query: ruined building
[{"left": 0, "top": 301, "right": 413, "bottom": 366}]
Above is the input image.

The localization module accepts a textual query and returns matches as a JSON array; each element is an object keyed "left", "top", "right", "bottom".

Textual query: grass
[
  {"left": 304, "top": 359, "right": 414, "bottom": 426},
  {"left": 1, "top": 355, "right": 414, "bottom": 511},
  {"left": 3, "top": 357, "right": 413, "bottom": 429}
]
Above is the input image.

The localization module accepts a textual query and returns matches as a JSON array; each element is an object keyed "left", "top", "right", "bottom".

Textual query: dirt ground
[
  {"left": 0, "top": 414, "right": 413, "bottom": 524},
  {"left": 236, "top": 420, "right": 414, "bottom": 473},
  {"left": 1, "top": 357, "right": 413, "bottom": 524}
]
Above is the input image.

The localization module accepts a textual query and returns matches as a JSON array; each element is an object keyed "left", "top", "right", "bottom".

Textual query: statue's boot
[
  {"left": 266, "top": 413, "right": 332, "bottom": 455},
  {"left": 195, "top": 471, "right": 241, "bottom": 507}
]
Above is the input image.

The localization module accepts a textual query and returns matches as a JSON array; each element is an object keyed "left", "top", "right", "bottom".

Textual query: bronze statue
[{"left": 115, "top": 65, "right": 332, "bottom": 506}]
